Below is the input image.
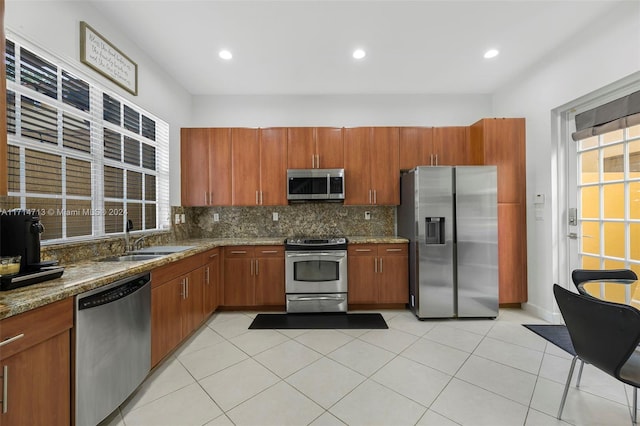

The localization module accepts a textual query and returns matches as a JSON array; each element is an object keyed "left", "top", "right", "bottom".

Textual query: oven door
[{"left": 285, "top": 250, "right": 347, "bottom": 294}]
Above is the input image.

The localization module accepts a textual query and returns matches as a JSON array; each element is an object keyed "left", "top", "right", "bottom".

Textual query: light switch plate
[
  {"left": 174, "top": 213, "right": 180, "bottom": 224},
  {"left": 180, "top": 214, "right": 186, "bottom": 223},
  {"left": 213, "top": 213, "right": 220, "bottom": 222},
  {"left": 272, "top": 212, "right": 279, "bottom": 221},
  {"left": 364, "top": 211, "right": 371, "bottom": 220}
]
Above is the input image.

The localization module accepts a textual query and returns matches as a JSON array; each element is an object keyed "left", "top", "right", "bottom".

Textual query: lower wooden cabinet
[
  {"left": 151, "top": 254, "right": 207, "bottom": 367},
  {"left": 348, "top": 243, "right": 408, "bottom": 305},
  {"left": 202, "top": 248, "right": 221, "bottom": 317},
  {"left": 223, "top": 246, "right": 285, "bottom": 307},
  {"left": 0, "top": 298, "right": 73, "bottom": 426}
]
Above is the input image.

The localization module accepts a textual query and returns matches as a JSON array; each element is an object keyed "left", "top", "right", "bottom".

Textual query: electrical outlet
[
  {"left": 180, "top": 214, "right": 186, "bottom": 223},
  {"left": 174, "top": 213, "right": 180, "bottom": 224},
  {"left": 364, "top": 211, "right": 371, "bottom": 220},
  {"left": 272, "top": 212, "right": 279, "bottom": 221},
  {"left": 213, "top": 213, "right": 220, "bottom": 222}
]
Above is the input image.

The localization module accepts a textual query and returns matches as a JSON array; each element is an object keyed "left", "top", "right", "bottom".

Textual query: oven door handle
[
  {"left": 289, "top": 296, "right": 347, "bottom": 302},
  {"left": 286, "top": 252, "right": 345, "bottom": 258}
]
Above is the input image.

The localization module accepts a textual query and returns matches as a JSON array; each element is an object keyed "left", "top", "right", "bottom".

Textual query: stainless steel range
[{"left": 285, "top": 237, "right": 348, "bottom": 313}]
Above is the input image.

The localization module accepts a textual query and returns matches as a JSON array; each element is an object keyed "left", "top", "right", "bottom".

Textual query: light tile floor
[{"left": 100, "top": 309, "right": 638, "bottom": 426}]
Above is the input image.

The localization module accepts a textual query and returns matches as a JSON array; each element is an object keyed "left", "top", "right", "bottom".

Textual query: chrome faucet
[
  {"left": 133, "top": 236, "right": 146, "bottom": 251},
  {"left": 124, "top": 219, "right": 134, "bottom": 253}
]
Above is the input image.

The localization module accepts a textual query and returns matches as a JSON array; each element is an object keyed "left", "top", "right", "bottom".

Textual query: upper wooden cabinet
[
  {"left": 399, "top": 127, "right": 433, "bottom": 170},
  {"left": 433, "top": 126, "right": 471, "bottom": 166},
  {"left": 232, "top": 128, "right": 287, "bottom": 206},
  {"left": 180, "top": 128, "right": 232, "bottom": 206},
  {"left": 344, "top": 127, "right": 399, "bottom": 205},
  {"left": 470, "top": 118, "right": 526, "bottom": 204},
  {"left": 287, "top": 127, "right": 344, "bottom": 169}
]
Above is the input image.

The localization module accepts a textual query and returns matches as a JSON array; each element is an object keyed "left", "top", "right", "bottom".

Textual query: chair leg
[
  {"left": 558, "top": 355, "right": 579, "bottom": 420},
  {"left": 576, "top": 360, "right": 585, "bottom": 388}
]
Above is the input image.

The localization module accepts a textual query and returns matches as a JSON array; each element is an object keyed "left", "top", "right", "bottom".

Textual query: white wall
[
  {"left": 190, "top": 94, "right": 491, "bottom": 128},
  {"left": 492, "top": 1, "right": 640, "bottom": 321},
  {"left": 5, "top": 0, "right": 193, "bottom": 206}
]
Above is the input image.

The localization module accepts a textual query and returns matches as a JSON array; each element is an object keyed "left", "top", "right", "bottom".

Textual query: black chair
[{"left": 553, "top": 284, "right": 640, "bottom": 423}]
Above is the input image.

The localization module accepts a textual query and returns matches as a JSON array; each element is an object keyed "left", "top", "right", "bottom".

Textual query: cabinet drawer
[
  {"left": 0, "top": 298, "right": 73, "bottom": 360},
  {"left": 201, "top": 248, "right": 220, "bottom": 263},
  {"left": 348, "top": 244, "right": 376, "bottom": 256},
  {"left": 255, "top": 246, "right": 284, "bottom": 257},
  {"left": 378, "top": 244, "right": 408, "bottom": 256},
  {"left": 224, "top": 246, "right": 253, "bottom": 258},
  {"left": 152, "top": 254, "right": 202, "bottom": 287}
]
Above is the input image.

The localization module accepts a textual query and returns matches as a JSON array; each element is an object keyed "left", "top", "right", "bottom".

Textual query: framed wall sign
[{"left": 80, "top": 21, "right": 138, "bottom": 95}]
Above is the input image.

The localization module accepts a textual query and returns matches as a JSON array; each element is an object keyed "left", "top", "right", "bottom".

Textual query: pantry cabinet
[
  {"left": 470, "top": 118, "right": 527, "bottom": 304},
  {"left": 288, "top": 127, "right": 343, "bottom": 169},
  {"left": 347, "top": 243, "right": 408, "bottom": 305},
  {"left": 0, "top": 298, "right": 72, "bottom": 426},
  {"left": 344, "top": 127, "right": 400, "bottom": 205},
  {"left": 231, "top": 128, "right": 287, "bottom": 206},
  {"left": 223, "top": 245, "right": 285, "bottom": 307},
  {"left": 180, "top": 128, "right": 232, "bottom": 206},
  {"left": 151, "top": 254, "right": 206, "bottom": 366}
]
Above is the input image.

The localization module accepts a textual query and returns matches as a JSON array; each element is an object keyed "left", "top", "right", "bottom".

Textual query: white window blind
[{"left": 3, "top": 36, "right": 170, "bottom": 242}]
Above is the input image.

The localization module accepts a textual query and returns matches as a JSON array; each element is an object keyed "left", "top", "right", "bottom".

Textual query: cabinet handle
[
  {"left": 256, "top": 190, "right": 259, "bottom": 205},
  {"left": 369, "top": 190, "right": 372, "bottom": 204},
  {"left": 260, "top": 250, "right": 278, "bottom": 254},
  {"left": 205, "top": 267, "right": 210, "bottom": 285},
  {"left": 2, "top": 365, "right": 7, "bottom": 413},
  {"left": 379, "top": 258, "right": 383, "bottom": 273},
  {"left": 209, "top": 253, "right": 218, "bottom": 258},
  {"left": 386, "top": 248, "right": 402, "bottom": 252},
  {"left": 0, "top": 334, "right": 24, "bottom": 347},
  {"left": 312, "top": 154, "right": 315, "bottom": 168},
  {"left": 374, "top": 257, "right": 377, "bottom": 273},
  {"left": 255, "top": 259, "right": 259, "bottom": 276},
  {"left": 434, "top": 154, "right": 438, "bottom": 166},
  {"left": 430, "top": 154, "right": 434, "bottom": 166},
  {"left": 355, "top": 249, "right": 372, "bottom": 252},
  {"left": 250, "top": 259, "right": 254, "bottom": 276},
  {"left": 209, "top": 192, "right": 213, "bottom": 204},
  {"left": 316, "top": 154, "right": 320, "bottom": 168},
  {"left": 374, "top": 190, "right": 377, "bottom": 205},
  {"left": 231, "top": 250, "right": 247, "bottom": 254},
  {"left": 180, "top": 279, "right": 185, "bottom": 299},
  {"left": 204, "top": 192, "right": 208, "bottom": 205},
  {"left": 260, "top": 191, "right": 263, "bottom": 205}
]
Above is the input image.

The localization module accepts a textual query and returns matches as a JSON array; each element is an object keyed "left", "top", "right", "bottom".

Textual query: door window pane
[
  {"left": 602, "top": 129, "right": 624, "bottom": 145},
  {"left": 580, "top": 186, "right": 599, "bottom": 219},
  {"left": 603, "top": 144, "right": 624, "bottom": 182},
  {"left": 580, "top": 150, "right": 599, "bottom": 184},
  {"left": 603, "top": 221, "right": 625, "bottom": 258},
  {"left": 581, "top": 221, "right": 600, "bottom": 255},
  {"left": 603, "top": 183, "right": 624, "bottom": 219}
]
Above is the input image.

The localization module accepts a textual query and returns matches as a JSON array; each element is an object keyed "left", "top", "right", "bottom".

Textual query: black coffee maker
[{"left": 0, "top": 209, "right": 46, "bottom": 273}]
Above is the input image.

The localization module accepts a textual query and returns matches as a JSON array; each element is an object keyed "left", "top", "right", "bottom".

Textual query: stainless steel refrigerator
[{"left": 398, "top": 166, "right": 498, "bottom": 319}]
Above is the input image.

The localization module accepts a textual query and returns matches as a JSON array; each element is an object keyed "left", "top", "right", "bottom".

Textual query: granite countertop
[{"left": 0, "top": 236, "right": 408, "bottom": 320}]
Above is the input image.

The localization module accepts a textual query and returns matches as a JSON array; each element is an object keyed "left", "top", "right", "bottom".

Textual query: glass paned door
[{"left": 572, "top": 124, "right": 640, "bottom": 303}]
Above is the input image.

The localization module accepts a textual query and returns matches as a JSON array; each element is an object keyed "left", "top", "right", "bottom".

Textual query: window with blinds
[{"left": 2, "top": 37, "right": 170, "bottom": 242}]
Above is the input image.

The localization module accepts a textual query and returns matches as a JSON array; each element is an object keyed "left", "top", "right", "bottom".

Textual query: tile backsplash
[{"left": 175, "top": 204, "right": 395, "bottom": 239}]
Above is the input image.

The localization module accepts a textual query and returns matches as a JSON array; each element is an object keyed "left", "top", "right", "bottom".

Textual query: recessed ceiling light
[
  {"left": 353, "top": 49, "right": 366, "bottom": 60},
  {"left": 484, "top": 49, "right": 499, "bottom": 59},
  {"left": 219, "top": 50, "right": 233, "bottom": 60}
]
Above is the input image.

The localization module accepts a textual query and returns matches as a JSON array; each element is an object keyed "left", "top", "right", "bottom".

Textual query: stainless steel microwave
[{"left": 287, "top": 169, "right": 345, "bottom": 201}]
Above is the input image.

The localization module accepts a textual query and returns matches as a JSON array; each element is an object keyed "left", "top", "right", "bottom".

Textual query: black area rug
[
  {"left": 249, "top": 313, "right": 388, "bottom": 330},
  {"left": 523, "top": 324, "right": 576, "bottom": 356}
]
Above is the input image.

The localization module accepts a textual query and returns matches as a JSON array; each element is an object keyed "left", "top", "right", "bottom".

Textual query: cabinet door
[
  {"left": 347, "top": 245, "right": 378, "bottom": 304},
  {"left": 180, "top": 128, "right": 210, "bottom": 206},
  {"left": 231, "top": 128, "right": 260, "bottom": 206},
  {"left": 378, "top": 245, "right": 409, "bottom": 304},
  {"left": 370, "top": 127, "right": 400, "bottom": 205},
  {"left": 344, "top": 127, "right": 372, "bottom": 205},
  {"left": 433, "top": 126, "right": 470, "bottom": 165},
  {"left": 399, "top": 127, "right": 433, "bottom": 170},
  {"left": 315, "top": 127, "right": 344, "bottom": 169},
  {"left": 260, "top": 128, "right": 287, "bottom": 206},
  {"left": 498, "top": 203, "right": 527, "bottom": 304},
  {"left": 0, "top": 332, "right": 70, "bottom": 426},
  {"left": 208, "top": 128, "right": 232, "bottom": 205},
  {"left": 182, "top": 268, "right": 205, "bottom": 337},
  {"left": 223, "top": 247, "right": 255, "bottom": 306},
  {"left": 255, "top": 255, "right": 285, "bottom": 305},
  {"left": 203, "top": 249, "right": 220, "bottom": 317},
  {"left": 151, "top": 279, "right": 183, "bottom": 366},
  {"left": 287, "top": 127, "right": 315, "bottom": 169}
]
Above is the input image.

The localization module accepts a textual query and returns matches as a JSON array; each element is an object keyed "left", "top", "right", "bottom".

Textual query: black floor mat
[
  {"left": 523, "top": 324, "right": 576, "bottom": 356},
  {"left": 249, "top": 313, "right": 388, "bottom": 329}
]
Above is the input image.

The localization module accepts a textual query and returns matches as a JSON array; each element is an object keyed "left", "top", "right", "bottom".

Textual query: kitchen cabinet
[
  {"left": 223, "top": 245, "right": 285, "bottom": 307},
  {"left": 347, "top": 243, "right": 408, "bottom": 305},
  {"left": 399, "top": 127, "right": 433, "bottom": 170},
  {"left": 180, "top": 128, "right": 232, "bottom": 206},
  {"left": 0, "top": 298, "right": 72, "bottom": 426},
  {"left": 231, "top": 128, "right": 287, "bottom": 206},
  {"left": 344, "top": 127, "right": 400, "bottom": 205},
  {"left": 287, "top": 127, "right": 343, "bottom": 169},
  {"left": 151, "top": 254, "right": 205, "bottom": 366},
  {"left": 470, "top": 118, "right": 527, "bottom": 304},
  {"left": 202, "top": 248, "right": 221, "bottom": 317},
  {"left": 433, "top": 126, "right": 471, "bottom": 165}
]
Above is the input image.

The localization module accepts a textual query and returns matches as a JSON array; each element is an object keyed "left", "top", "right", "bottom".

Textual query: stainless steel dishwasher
[{"left": 75, "top": 272, "right": 151, "bottom": 426}]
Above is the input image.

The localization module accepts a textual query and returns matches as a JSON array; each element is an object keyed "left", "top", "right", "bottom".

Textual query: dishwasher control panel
[{"left": 78, "top": 273, "right": 150, "bottom": 310}]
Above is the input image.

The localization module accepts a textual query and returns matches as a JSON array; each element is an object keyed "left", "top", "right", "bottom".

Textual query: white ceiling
[{"left": 85, "top": 0, "right": 624, "bottom": 96}]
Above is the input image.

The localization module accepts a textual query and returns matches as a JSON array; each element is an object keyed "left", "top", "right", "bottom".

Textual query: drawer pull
[
  {"left": 260, "top": 250, "right": 279, "bottom": 254},
  {"left": 231, "top": 250, "right": 247, "bottom": 254},
  {"left": 2, "top": 365, "right": 7, "bottom": 413},
  {"left": 209, "top": 253, "right": 219, "bottom": 258},
  {"left": 355, "top": 249, "right": 372, "bottom": 252},
  {"left": 0, "top": 334, "right": 24, "bottom": 347},
  {"left": 386, "top": 248, "right": 403, "bottom": 252}
]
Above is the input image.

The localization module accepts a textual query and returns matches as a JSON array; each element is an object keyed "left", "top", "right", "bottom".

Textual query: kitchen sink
[
  {"left": 127, "top": 245, "right": 195, "bottom": 255},
  {"left": 99, "top": 254, "right": 165, "bottom": 262}
]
